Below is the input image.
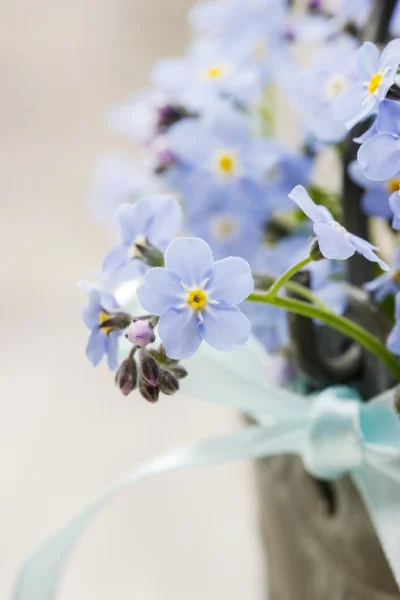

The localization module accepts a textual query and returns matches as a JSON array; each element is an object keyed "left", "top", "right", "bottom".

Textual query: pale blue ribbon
[{"left": 12, "top": 289, "right": 400, "bottom": 598}]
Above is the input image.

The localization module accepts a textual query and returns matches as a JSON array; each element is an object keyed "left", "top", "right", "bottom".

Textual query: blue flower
[
  {"left": 347, "top": 160, "right": 394, "bottom": 218},
  {"left": 100, "top": 194, "right": 183, "bottom": 287},
  {"left": 365, "top": 245, "right": 400, "bottom": 303},
  {"left": 386, "top": 293, "right": 400, "bottom": 356},
  {"left": 293, "top": 36, "right": 356, "bottom": 143},
  {"left": 334, "top": 40, "right": 400, "bottom": 130},
  {"left": 390, "top": 191, "right": 400, "bottom": 230},
  {"left": 79, "top": 280, "right": 130, "bottom": 369},
  {"left": 137, "top": 237, "right": 254, "bottom": 359},
  {"left": 358, "top": 100, "right": 400, "bottom": 181},
  {"left": 289, "top": 185, "right": 389, "bottom": 270},
  {"left": 185, "top": 187, "right": 264, "bottom": 261},
  {"left": 90, "top": 155, "right": 160, "bottom": 222}
]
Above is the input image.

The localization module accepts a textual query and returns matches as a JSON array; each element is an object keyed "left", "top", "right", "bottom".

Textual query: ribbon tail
[
  {"left": 13, "top": 422, "right": 305, "bottom": 600},
  {"left": 353, "top": 460, "right": 400, "bottom": 589}
]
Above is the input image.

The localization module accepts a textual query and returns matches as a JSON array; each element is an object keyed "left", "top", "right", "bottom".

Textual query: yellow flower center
[
  {"left": 205, "top": 65, "right": 224, "bottom": 79},
  {"left": 368, "top": 72, "right": 382, "bottom": 94},
  {"left": 388, "top": 178, "right": 400, "bottom": 193},
  {"left": 214, "top": 150, "right": 237, "bottom": 177},
  {"left": 211, "top": 215, "right": 238, "bottom": 240},
  {"left": 392, "top": 268, "right": 400, "bottom": 285},
  {"left": 99, "top": 310, "right": 112, "bottom": 335},
  {"left": 187, "top": 289, "right": 207, "bottom": 310},
  {"left": 326, "top": 73, "right": 348, "bottom": 99}
]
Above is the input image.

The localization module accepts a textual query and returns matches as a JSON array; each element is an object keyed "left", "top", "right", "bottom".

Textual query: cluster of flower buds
[{"left": 115, "top": 343, "right": 188, "bottom": 402}]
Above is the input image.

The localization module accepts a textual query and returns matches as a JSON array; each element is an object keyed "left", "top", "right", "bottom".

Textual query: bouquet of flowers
[{"left": 14, "top": 1, "right": 400, "bottom": 599}]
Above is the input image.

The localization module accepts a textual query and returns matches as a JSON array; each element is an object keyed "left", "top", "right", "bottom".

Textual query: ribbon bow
[{"left": 12, "top": 332, "right": 400, "bottom": 599}]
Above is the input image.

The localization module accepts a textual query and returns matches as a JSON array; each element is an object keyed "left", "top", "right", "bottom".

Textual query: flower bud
[
  {"left": 159, "top": 370, "right": 179, "bottom": 395},
  {"left": 140, "top": 352, "right": 160, "bottom": 386},
  {"left": 139, "top": 376, "right": 159, "bottom": 403},
  {"left": 133, "top": 237, "right": 164, "bottom": 267},
  {"left": 169, "top": 365, "right": 188, "bottom": 380},
  {"left": 308, "top": 237, "right": 324, "bottom": 262},
  {"left": 115, "top": 358, "right": 138, "bottom": 396},
  {"left": 126, "top": 319, "right": 155, "bottom": 348}
]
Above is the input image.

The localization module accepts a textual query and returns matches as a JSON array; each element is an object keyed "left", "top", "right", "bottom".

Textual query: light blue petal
[
  {"left": 201, "top": 306, "right": 251, "bottom": 351},
  {"left": 137, "top": 267, "right": 184, "bottom": 315},
  {"left": 158, "top": 307, "right": 202, "bottom": 359},
  {"left": 390, "top": 192, "right": 400, "bottom": 231},
  {"left": 288, "top": 185, "right": 327, "bottom": 222},
  {"left": 356, "top": 42, "right": 379, "bottom": 80},
  {"left": 317, "top": 282, "right": 347, "bottom": 316},
  {"left": 358, "top": 134, "right": 400, "bottom": 181},
  {"left": 380, "top": 38, "right": 400, "bottom": 70},
  {"left": 375, "top": 100, "right": 400, "bottom": 135},
  {"left": 313, "top": 222, "right": 355, "bottom": 260},
  {"left": 147, "top": 194, "right": 183, "bottom": 249},
  {"left": 334, "top": 84, "right": 374, "bottom": 130},
  {"left": 167, "top": 119, "right": 216, "bottom": 166},
  {"left": 82, "top": 290, "right": 101, "bottom": 329},
  {"left": 164, "top": 237, "right": 214, "bottom": 287},
  {"left": 101, "top": 244, "right": 127, "bottom": 273},
  {"left": 362, "top": 189, "right": 392, "bottom": 218},
  {"left": 86, "top": 329, "right": 106, "bottom": 366},
  {"left": 387, "top": 322, "right": 400, "bottom": 356},
  {"left": 350, "top": 237, "right": 389, "bottom": 271},
  {"left": 348, "top": 159, "right": 375, "bottom": 188},
  {"left": 207, "top": 257, "right": 254, "bottom": 305},
  {"left": 364, "top": 273, "right": 394, "bottom": 303},
  {"left": 99, "top": 290, "right": 120, "bottom": 313},
  {"left": 106, "top": 332, "right": 120, "bottom": 370}
]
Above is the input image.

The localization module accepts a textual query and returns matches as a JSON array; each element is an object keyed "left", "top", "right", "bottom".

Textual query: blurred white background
[{"left": 0, "top": 1, "right": 265, "bottom": 598}]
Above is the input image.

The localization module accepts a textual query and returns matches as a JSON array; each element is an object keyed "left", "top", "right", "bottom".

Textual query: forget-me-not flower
[
  {"left": 347, "top": 160, "right": 394, "bottom": 218},
  {"left": 100, "top": 194, "right": 182, "bottom": 287},
  {"left": 293, "top": 36, "right": 356, "bottom": 142},
  {"left": 358, "top": 100, "right": 400, "bottom": 181},
  {"left": 79, "top": 280, "right": 131, "bottom": 370},
  {"left": 289, "top": 185, "right": 389, "bottom": 270},
  {"left": 334, "top": 39, "right": 400, "bottom": 130},
  {"left": 137, "top": 237, "right": 254, "bottom": 359},
  {"left": 365, "top": 245, "right": 400, "bottom": 303}
]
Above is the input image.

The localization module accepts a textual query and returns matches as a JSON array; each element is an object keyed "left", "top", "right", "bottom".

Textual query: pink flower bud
[{"left": 125, "top": 319, "right": 155, "bottom": 348}]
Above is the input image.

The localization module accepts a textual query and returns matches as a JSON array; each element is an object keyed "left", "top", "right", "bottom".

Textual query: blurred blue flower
[
  {"left": 386, "top": 293, "right": 400, "bottom": 356},
  {"left": 347, "top": 160, "right": 394, "bottom": 218},
  {"left": 100, "top": 194, "right": 183, "bottom": 287},
  {"left": 365, "top": 245, "right": 400, "bottom": 303},
  {"left": 79, "top": 280, "right": 128, "bottom": 370},
  {"left": 90, "top": 155, "right": 161, "bottom": 222},
  {"left": 293, "top": 37, "right": 356, "bottom": 143},
  {"left": 289, "top": 185, "right": 389, "bottom": 270},
  {"left": 151, "top": 48, "right": 261, "bottom": 112},
  {"left": 166, "top": 107, "right": 274, "bottom": 216},
  {"left": 334, "top": 40, "right": 400, "bottom": 130},
  {"left": 358, "top": 100, "right": 400, "bottom": 181},
  {"left": 137, "top": 237, "right": 254, "bottom": 358},
  {"left": 185, "top": 187, "right": 264, "bottom": 261},
  {"left": 390, "top": 191, "right": 400, "bottom": 230}
]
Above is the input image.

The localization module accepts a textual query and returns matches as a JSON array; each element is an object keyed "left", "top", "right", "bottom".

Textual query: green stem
[
  {"left": 254, "top": 273, "right": 331, "bottom": 312},
  {"left": 266, "top": 256, "right": 314, "bottom": 299},
  {"left": 247, "top": 292, "right": 400, "bottom": 381}
]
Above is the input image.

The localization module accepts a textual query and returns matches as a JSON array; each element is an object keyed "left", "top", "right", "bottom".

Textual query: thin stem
[
  {"left": 247, "top": 292, "right": 400, "bottom": 381},
  {"left": 253, "top": 273, "right": 331, "bottom": 311},
  {"left": 266, "top": 256, "right": 314, "bottom": 299}
]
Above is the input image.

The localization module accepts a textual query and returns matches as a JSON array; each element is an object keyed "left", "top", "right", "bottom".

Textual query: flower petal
[
  {"left": 106, "top": 332, "right": 120, "bottom": 370},
  {"left": 362, "top": 188, "right": 392, "bottom": 218},
  {"left": 86, "top": 329, "right": 106, "bottom": 366},
  {"left": 158, "top": 307, "right": 202, "bottom": 359},
  {"left": 313, "top": 222, "right": 355, "bottom": 260},
  {"left": 164, "top": 237, "right": 214, "bottom": 287},
  {"left": 380, "top": 38, "right": 400, "bottom": 70},
  {"left": 288, "top": 185, "right": 328, "bottom": 222},
  {"left": 349, "top": 235, "right": 389, "bottom": 271},
  {"left": 358, "top": 134, "right": 400, "bottom": 181},
  {"left": 375, "top": 100, "right": 400, "bottom": 135},
  {"left": 137, "top": 267, "right": 184, "bottom": 315},
  {"left": 201, "top": 306, "right": 251, "bottom": 351},
  {"left": 101, "top": 244, "right": 128, "bottom": 273},
  {"left": 387, "top": 322, "right": 400, "bottom": 356},
  {"left": 356, "top": 42, "right": 379, "bottom": 80},
  {"left": 207, "top": 257, "right": 254, "bottom": 305}
]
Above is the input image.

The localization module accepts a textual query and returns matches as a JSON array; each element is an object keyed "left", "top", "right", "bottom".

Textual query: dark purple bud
[
  {"left": 140, "top": 352, "right": 160, "bottom": 386},
  {"left": 139, "top": 376, "right": 159, "bottom": 403},
  {"left": 159, "top": 370, "right": 179, "bottom": 395},
  {"left": 125, "top": 319, "right": 155, "bottom": 348},
  {"left": 308, "top": 0, "right": 321, "bottom": 10},
  {"left": 283, "top": 25, "right": 296, "bottom": 42},
  {"left": 115, "top": 358, "right": 138, "bottom": 396}
]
